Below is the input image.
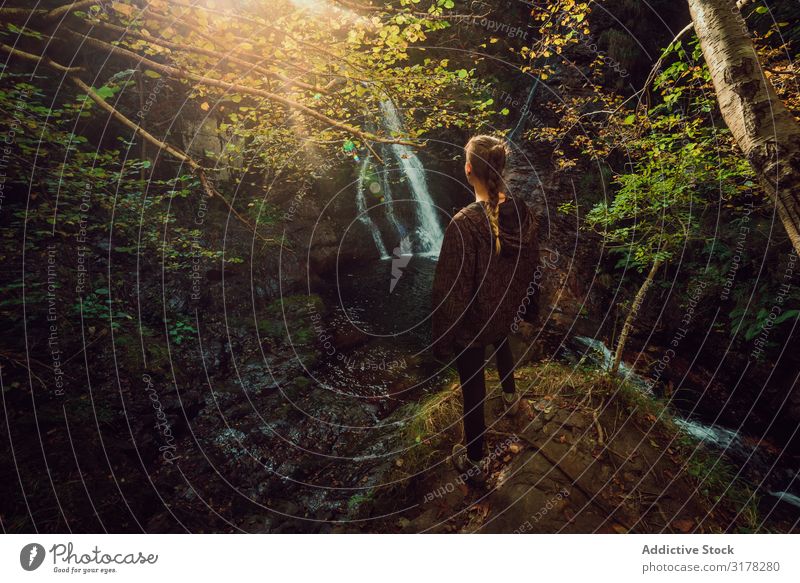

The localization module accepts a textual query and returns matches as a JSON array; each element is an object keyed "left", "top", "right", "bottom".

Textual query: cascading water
[
  {"left": 573, "top": 336, "right": 654, "bottom": 396},
  {"left": 380, "top": 149, "right": 412, "bottom": 255},
  {"left": 379, "top": 99, "right": 444, "bottom": 256},
  {"left": 355, "top": 155, "right": 389, "bottom": 259}
]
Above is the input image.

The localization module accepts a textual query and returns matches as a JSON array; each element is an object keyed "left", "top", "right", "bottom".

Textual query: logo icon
[
  {"left": 20, "top": 543, "right": 46, "bottom": 571},
  {"left": 390, "top": 235, "right": 413, "bottom": 294}
]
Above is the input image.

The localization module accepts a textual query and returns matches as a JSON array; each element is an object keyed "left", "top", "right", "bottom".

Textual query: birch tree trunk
[
  {"left": 688, "top": 0, "right": 800, "bottom": 254},
  {"left": 611, "top": 259, "right": 662, "bottom": 376}
]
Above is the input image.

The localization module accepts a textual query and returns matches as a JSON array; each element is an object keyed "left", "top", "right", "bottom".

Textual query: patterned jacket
[{"left": 431, "top": 195, "right": 538, "bottom": 356}]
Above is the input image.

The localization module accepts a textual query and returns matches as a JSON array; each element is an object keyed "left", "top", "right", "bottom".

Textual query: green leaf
[
  {"left": 94, "top": 85, "right": 115, "bottom": 99},
  {"left": 773, "top": 309, "right": 800, "bottom": 326},
  {"left": 755, "top": 6, "right": 769, "bottom": 14}
]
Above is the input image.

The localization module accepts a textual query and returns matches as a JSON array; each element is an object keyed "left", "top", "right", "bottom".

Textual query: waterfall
[
  {"left": 380, "top": 148, "right": 413, "bottom": 255},
  {"left": 355, "top": 156, "right": 389, "bottom": 259},
  {"left": 379, "top": 99, "right": 444, "bottom": 256},
  {"left": 352, "top": 100, "right": 443, "bottom": 258}
]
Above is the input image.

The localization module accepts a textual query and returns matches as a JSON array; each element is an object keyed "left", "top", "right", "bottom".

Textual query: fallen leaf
[
  {"left": 672, "top": 518, "right": 694, "bottom": 533},
  {"left": 469, "top": 503, "right": 491, "bottom": 520}
]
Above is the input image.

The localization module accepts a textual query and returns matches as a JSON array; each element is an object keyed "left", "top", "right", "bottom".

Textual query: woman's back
[{"left": 431, "top": 194, "right": 538, "bottom": 353}]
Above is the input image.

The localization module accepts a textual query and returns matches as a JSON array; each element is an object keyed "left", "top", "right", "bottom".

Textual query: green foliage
[
  {"left": 166, "top": 317, "right": 198, "bottom": 345},
  {"left": 586, "top": 38, "right": 755, "bottom": 272},
  {"left": 75, "top": 289, "right": 133, "bottom": 331},
  {"left": 586, "top": 116, "right": 745, "bottom": 270},
  {"left": 725, "top": 271, "right": 800, "bottom": 351},
  {"left": 347, "top": 490, "right": 374, "bottom": 513}
]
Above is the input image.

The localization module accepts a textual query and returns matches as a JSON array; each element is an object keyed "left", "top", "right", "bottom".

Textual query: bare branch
[
  {"left": 0, "top": 42, "right": 82, "bottom": 72},
  {"left": 635, "top": 22, "right": 695, "bottom": 112},
  {"left": 165, "top": 0, "right": 373, "bottom": 75},
  {"left": 0, "top": 0, "right": 96, "bottom": 23},
  {"left": 330, "top": 0, "right": 488, "bottom": 21}
]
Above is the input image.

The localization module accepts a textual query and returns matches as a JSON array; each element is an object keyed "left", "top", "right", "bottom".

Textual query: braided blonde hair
[{"left": 466, "top": 135, "right": 509, "bottom": 255}]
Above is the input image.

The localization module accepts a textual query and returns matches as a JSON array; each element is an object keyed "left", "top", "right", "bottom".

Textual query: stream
[
  {"left": 567, "top": 336, "right": 800, "bottom": 516},
  {"left": 318, "top": 256, "right": 445, "bottom": 405}
]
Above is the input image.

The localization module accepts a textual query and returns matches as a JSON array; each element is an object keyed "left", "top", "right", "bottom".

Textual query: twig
[
  {"left": 77, "top": 18, "right": 325, "bottom": 95},
  {"left": 593, "top": 409, "right": 605, "bottom": 445},
  {"left": 574, "top": 21, "right": 694, "bottom": 126},
  {"left": 0, "top": 43, "right": 82, "bottom": 72},
  {"left": 635, "top": 22, "right": 694, "bottom": 112},
  {"left": 764, "top": 67, "right": 796, "bottom": 76},
  {"left": 0, "top": 353, "right": 50, "bottom": 390}
]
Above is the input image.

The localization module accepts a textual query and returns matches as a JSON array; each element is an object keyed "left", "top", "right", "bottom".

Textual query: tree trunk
[
  {"left": 611, "top": 259, "right": 662, "bottom": 376},
  {"left": 688, "top": 0, "right": 800, "bottom": 255}
]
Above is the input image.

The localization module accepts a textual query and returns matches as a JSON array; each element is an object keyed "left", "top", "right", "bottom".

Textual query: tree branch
[
  {"left": 2, "top": 41, "right": 276, "bottom": 243},
  {"left": 66, "top": 29, "right": 418, "bottom": 146},
  {"left": 0, "top": 42, "right": 82, "bottom": 72},
  {"left": 166, "top": 0, "right": 368, "bottom": 73},
  {"left": 155, "top": 0, "right": 404, "bottom": 98},
  {"left": 69, "top": 76, "right": 272, "bottom": 244},
  {"left": 78, "top": 18, "right": 327, "bottom": 95},
  {"left": 330, "top": 0, "right": 487, "bottom": 21},
  {"left": 635, "top": 21, "right": 695, "bottom": 112},
  {"left": 140, "top": 7, "right": 290, "bottom": 69},
  {"left": 46, "top": 0, "right": 97, "bottom": 21},
  {"left": 0, "top": 0, "right": 96, "bottom": 23}
]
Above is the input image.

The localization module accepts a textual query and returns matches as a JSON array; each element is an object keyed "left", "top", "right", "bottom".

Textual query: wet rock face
[
  {"left": 141, "top": 359, "right": 401, "bottom": 532},
  {"left": 502, "top": 142, "right": 607, "bottom": 354}
]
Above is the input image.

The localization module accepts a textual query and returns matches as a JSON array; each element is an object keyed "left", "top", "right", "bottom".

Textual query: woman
[{"left": 431, "top": 135, "right": 537, "bottom": 483}]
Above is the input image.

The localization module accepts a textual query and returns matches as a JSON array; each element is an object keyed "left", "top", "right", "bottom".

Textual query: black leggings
[{"left": 455, "top": 337, "right": 517, "bottom": 461}]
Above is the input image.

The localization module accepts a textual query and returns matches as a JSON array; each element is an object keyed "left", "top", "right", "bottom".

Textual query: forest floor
[
  {"left": 4, "top": 330, "right": 796, "bottom": 533},
  {"left": 349, "top": 361, "right": 790, "bottom": 534}
]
